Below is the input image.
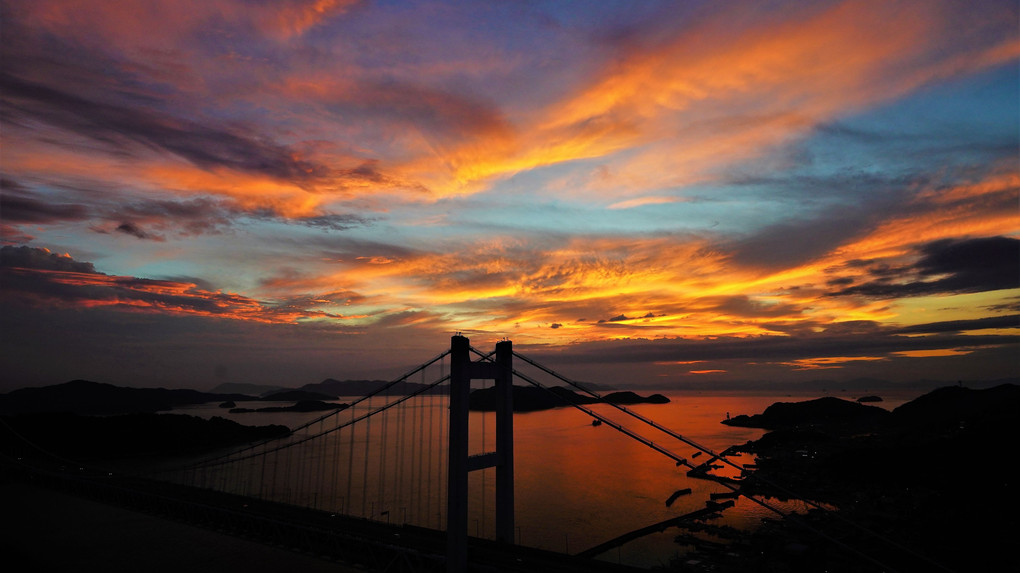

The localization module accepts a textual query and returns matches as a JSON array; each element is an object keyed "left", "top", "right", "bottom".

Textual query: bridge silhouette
[
  {"left": 3, "top": 335, "right": 927, "bottom": 572},
  {"left": 144, "top": 335, "right": 803, "bottom": 571}
]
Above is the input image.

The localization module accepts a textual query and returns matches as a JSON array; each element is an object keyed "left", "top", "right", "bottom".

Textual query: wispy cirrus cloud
[
  {"left": 0, "top": 1, "right": 1016, "bottom": 389},
  {"left": 419, "top": 0, "right": 1019, "bottom": 197},
  {"left": 0, "top": 71, "right": 331, "bottom": 184}
]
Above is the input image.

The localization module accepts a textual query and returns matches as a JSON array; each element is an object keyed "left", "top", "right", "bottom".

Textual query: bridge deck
[
  {"left": 2, "top": 482, "right": 359, "bottom": 573},
  {"left": 3, "top": 466, "right": 644, "bottom": 573}
]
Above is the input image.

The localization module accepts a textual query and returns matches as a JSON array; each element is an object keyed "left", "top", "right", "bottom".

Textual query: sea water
[{"left": 169, "top": 389, "right": 919, "bottom": 568}]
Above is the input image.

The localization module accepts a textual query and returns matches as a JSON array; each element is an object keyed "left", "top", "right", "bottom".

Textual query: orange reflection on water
[{"left": 170, "top": 390, "right": 914, "bottom": 567}]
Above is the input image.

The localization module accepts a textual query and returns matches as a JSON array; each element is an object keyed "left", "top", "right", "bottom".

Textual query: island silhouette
[{"left": 2, "top": 378, "right": 1017, "bottom": 571}]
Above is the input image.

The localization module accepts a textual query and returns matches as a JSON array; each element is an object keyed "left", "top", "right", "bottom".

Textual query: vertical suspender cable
[
  {"left": 362, "top": 393, "right": 372, "bottom": 517},
  {"left": 437, "top": 369, "right": 445, "bottom": 529},
  {"left": 435, "top": 378, "right": 444, "bottom": 526},
  {"left": 481, "top": 377, "right": 487, "bottom": 537},
  {"left": 395, "top": 374, "right": 407, "bottom": 523},
  {"left": 270, "top": 445, "right": 279, "bottom": 502},
  {"left": 330, "top": 410, "right": 341, "bottom": 511},
  {"left": 425, "top": 375, "right": 434, "bottom": 528},
  {"left": 378, "top": 382, "right": 390, "bottom": 517},
  {"left": 260, "top": 440, "right": 268, "bottom": 500},
  {"left": 416, "top": 379, "right": 426, "bottom": 523},
  {"left": 346, "top": 398, "right": 355, "bottom": 515},
  {"left": 316, "top": 417, "right": 327, "bottom": 509},
  {"left": 414, "top": 383, "right": 421, "bottom": 524}
]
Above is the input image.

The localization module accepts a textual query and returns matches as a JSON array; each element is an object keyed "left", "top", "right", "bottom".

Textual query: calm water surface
[{"left": 170, "top": 389, "right": 918, "bottom": 568}]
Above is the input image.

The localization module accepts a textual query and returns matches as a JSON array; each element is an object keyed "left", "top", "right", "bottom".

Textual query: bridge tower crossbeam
[{"left": 447, "top": 335, "right": 513, "bottom": 572}]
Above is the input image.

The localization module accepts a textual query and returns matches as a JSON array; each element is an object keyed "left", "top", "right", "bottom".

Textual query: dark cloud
[
  {"left": 291, "top": 213, "right": 372, "bottom": 231},
  {"left": 107, "top": 196, "right": 371, "bottom": 237},
  {"left": 0, "top": 245, "right": 96, "bottom": 273},
  {"left": 831, "top": 236, "right": 1020, "bottom": 298},
  {"left": 370, "top": 309, "right": 439, "bottom": 328},
  {"left": 894, "top": 315, "right": 1020, "bottom": 335},
  {"left": 329, "top": 79, "right": 511, "bottom": 143},
  {"left": 0, "top": 178, "right": 89, "bottom": 223},
  {"left": 814, "top": 113, "right": 1020, "bottom": 172},
  {"left": 0, "top": 245, "right": 363, "bottom": 332},
  {"left": 812, "top": 121, "right": 895, "bottom": 144},
  {"left": 0, "top": 245, "right": 258, "bottom": 317},
  {"left": 118, "top": 197, "right": 232, "bottom": 222},
  {"left": 528, "top": 324, "right": 1019, "bottom": 367},
  {"left": 703, "top": 295, "right": 803, "bottom": 319},
  {"left": 266, "top": 289, "right": 366, "bottom": 312},
  {"left": 725, "top": 204, "right": 886, "bottom": 270},
  {"left": 113, "top": 222, "right": 159, "bottom": 241},
  {"left": 0, "top": 179, "right": 248, "bottom": 240},
  {"left": 289, "top": 235, "right": 422, "bottom": 264},
  {"left": 720, "top": 163, "right": 940, "bottom": 271},
  {"left": 0, "top": 14, "right": 336, "bottom": 184},
  {"left": 985, "top": 298, "right": 1020, "bottom": 313},
  {"left": 1, "top": 180, "right": 371, "bottom": 240},
  {"left": 826, "top": 276, "right": 855, "bottom": 286},
  {"left": 0, "top": 224, "right": 34, "bottom": 245},
  {"left": 1, "top": 71, "right": 331, "bottom": 183}
]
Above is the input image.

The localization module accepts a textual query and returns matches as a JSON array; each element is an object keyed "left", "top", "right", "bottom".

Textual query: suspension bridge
[{"left": 2, "top": 335, "right": 930, "bottom": 572}]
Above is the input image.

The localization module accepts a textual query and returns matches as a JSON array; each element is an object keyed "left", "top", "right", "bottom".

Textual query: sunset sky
[{"left": 2, "top": 0, "right": 1018, "bottom": 392}]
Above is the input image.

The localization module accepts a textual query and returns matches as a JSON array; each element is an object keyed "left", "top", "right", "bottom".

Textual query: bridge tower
[{"left": 447, "top": 334, "right": 514, "bottom": 571}]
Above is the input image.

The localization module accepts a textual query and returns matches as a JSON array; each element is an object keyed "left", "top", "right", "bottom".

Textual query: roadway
[
  {"left": 1, "top": 470, "right": 645, "bottom": 573},
  {"left": 2, "top": 481, "right": 359, "bottom": 573}
]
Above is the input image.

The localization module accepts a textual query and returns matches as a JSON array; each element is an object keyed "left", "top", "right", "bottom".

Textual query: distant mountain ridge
[
  {"left": 301, "top": 378, "right": 448, "bottom": 396},
  {"left": 469, "top": 385, "right": 669, "bottom": 412},
  {"left": 208, "top": 382, "right": 287, "bottom": 397},
  {"left": 0, "top": 380, "right": 253, "bottom": 415},
  {"left": 722, "top": 396, "right": 889, "bottom": 429},
  {"left": 722, "top": 384, "right": 1020, "bottom": 431},
  {"left": 214, "top": 377, "right": 618, "bottom": 397},
  {"left": 651, "top": 376, "right": 1020, "bottom": 392},
  {"left": 260, "top": 390, "right": 338, "bottom": 401}
]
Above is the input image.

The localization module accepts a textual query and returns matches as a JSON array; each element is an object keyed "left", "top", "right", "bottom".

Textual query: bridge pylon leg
[
  {"left": 447, "top": 335, "right": 515, "bottom": 572},
  {"left": 447, "top": 335, "right": 471, "bottom": 572},
  {"left": 494, "top": 339, "right": 514, "bottom": 544}
]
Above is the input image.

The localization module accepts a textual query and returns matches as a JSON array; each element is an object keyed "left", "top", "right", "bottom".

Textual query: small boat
[{"left": 591, "top": 419, "right": 602, "bottom": 427}]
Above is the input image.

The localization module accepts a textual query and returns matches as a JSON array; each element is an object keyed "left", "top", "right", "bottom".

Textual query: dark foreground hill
[
  {"left": 721, "top": 395, "right": 890, "bottom": 429},
  {"left": 0, "top": 380, "right": 253, "bottom": 415},
  {"left": 1, "top": 412, "right": 289, "bottom": 461},
  {"left": 694, "top": 384, "right": 1020, "bottom": 573}
]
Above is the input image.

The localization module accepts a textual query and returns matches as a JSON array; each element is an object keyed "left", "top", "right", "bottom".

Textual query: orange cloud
[
  {"left": 0, "top": 259, "right": 349, "bottom": 324},
  {"left": 781, "top": 356, "right": 887, "bottom": 370},
  {"left": 21, "top": 0, "right": 358, "bottom": 48},
  {"left": 893, "top": 349, "right": 973, "bottom": 358},
  {"left": 415, "top": 0, "right": 1019, "bottom": 198},
  {"left": 607, "top": 196, "right": 688, "bottom": 210}
]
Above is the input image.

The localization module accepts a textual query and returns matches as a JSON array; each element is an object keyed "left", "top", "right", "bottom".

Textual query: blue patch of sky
[
  {"left": 795, "top": 64, "right": 1018, "bottom": 180},
  {"left": 716, "top": 64, "right": 1019, "bottom": 218},
  {"left": 388, "top": 181, "right": 796, "bottom": 241}
]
